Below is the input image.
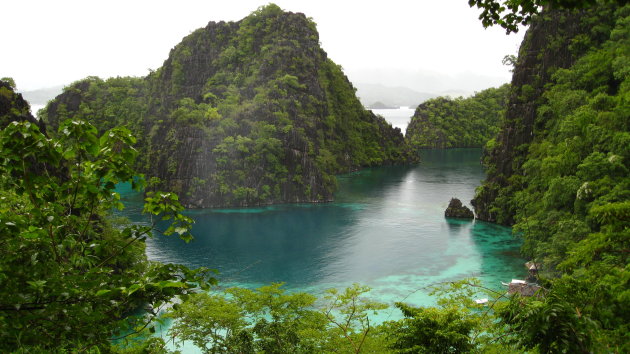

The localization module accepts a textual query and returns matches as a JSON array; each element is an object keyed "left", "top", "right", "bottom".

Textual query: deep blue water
[{"left": 117, "top": 148, "right": 524, "bottom": 308}]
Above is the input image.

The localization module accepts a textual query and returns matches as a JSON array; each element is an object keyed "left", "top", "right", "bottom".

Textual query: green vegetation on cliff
[
  {"left": 405, "top": 84, "right": 509, "bottom": 149},
  {"left": 42, "top": 4, "right": 416, "bottom": 208},
  {"left": 4, "top": 1, "right": 628, "bottom": 352},
  {"left": 472, "top": 2, "right": 629, "bottom": 351},
  {"left": 1, "top": 81, "right": 507, "bottom": 352},
  {"left": 0, "top": 79, "right": 213, "bottom": 351},
  {"left": 41, "top": 76, "right": 149, "bottom": 152}
]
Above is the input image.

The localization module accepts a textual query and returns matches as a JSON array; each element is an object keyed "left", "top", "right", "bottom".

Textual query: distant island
[
  {"left": 367, "top": 101, "right": 399, "bottom": 109},
  {"left": 354, "top": 82, "right": 437, "bottom": 107},
  {"left": 20, "top": 85, "right": 63, "bottom": 105}
]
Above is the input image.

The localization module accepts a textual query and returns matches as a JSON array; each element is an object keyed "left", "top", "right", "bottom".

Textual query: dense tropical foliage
[
  {"left": 41, "top": 4, "right": 416, "bottom": 209},
  {"left": 468, "top": 0, "right": 627, "bottom": 33},
  {"left": 0, "top": 79, "right": 214, "bottom": 351},
  {"left": 405, "top": 84, "right": 509, "bottom": 149},
  {"left": 2, "top": 0, "right": 628, "bottom": 352},
  {"left": 471, "top": 1, "right": 629, "bottom": 352}
]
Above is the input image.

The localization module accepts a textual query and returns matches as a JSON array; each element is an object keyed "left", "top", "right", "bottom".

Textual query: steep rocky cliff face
[
  {"left": 43, "top": 5, "right": 416, "bottom": 208},
  {"left": 0, "top": 79, "right": 43, "bottom": 129},
  {"left": 466, "top": 5, "right": 629, "bottom": 347},
  {"left": 471, "top": 5, "right": 622, "bottom": 224},
  {"left": 405, "top": 84, "right": 508, "bottom": 149}
]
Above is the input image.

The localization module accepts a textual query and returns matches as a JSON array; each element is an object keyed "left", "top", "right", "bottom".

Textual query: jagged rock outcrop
[
  {"left": 444, "top": 198, "right": 474, "bottom": 219},
  {"left": 405, "top": 85, "right": 508, "bottom": 149},
  {"left": 471, "top": 6, "right": 621, "bottom": 224},
  {"left": 43, "top": 4, "right": 417, "bottom": 208},
  {"left": 0, "top": 79, "right": 44, "bottom": 130}
]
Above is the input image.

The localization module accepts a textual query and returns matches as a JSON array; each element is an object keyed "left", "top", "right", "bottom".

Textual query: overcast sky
[{"left": 3, "top": 0, "right": 524, "bottom": 93}]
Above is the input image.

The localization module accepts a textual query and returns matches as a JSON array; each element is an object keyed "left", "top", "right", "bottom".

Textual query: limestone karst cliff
[
  {"left": 405, "top": 84, "right": 508, "bottom": 149},
  {"left": 471, "top": 4, "right": 627, "bottom": 224},
  {"left": 0, "top": 79, "right": 43, "bottom": 129},
  {"left": 466, "top": 4, "right": 629, "bottom": 349},
  {"left": 42, "top": 4, "right": 417, "bottom": 208}
]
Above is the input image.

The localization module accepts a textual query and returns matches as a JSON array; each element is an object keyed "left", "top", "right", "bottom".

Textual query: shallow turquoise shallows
[{"left": 117, "top": 148, "right": 524, "bottom": 315}]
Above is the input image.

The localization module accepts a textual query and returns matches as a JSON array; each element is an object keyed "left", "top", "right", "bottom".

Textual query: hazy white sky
[{"left": 3, "top": 0, "right": 524, "bottom": 92}]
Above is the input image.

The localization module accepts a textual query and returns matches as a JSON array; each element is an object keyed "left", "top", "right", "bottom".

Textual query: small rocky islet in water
[{"left": 444, "top": 197, "right": 474, "bottom": 219}]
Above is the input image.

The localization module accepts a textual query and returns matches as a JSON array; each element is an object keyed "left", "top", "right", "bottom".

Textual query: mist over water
[
  {"left": 370, "top": 106, "right": 416, "bottom": 132},
  {"left": 118, "top": 149, "right": 524, "bottom": 311}
]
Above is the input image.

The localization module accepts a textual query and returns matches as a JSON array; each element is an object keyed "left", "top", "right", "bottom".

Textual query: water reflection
[
  {"left": 445, "top": 218, "right": 473, "bottom": 236},
  {"left": 118, "top": 149, "right": 523, "bottom": 304},
  {"left": 147, "top": 204, "right": 358, "bottom": 287}
]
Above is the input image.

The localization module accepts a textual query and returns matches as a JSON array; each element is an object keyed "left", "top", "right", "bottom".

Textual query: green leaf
[
  {"left": 127, "top": 284, "right": 141, "bottom": 295},
  {"left": 158, "top": 281, "right": 186, "bottom": 289},
  {"left": 96, "top": 289, "right": 111, "bottom": 297},
  {"left": 174, "top": 227, "right": 188, "bottom": 235}
]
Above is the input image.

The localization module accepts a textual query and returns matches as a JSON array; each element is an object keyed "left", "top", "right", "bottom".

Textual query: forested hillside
[
  {"left": 471, "top": 1, "right": 629, "bottom": 351},
  {"left": 2, "top": 1, "right": 628, "bottom": 352},
  {"left": 405, "top": 84, "right": 508, "bottom": 149},
  {"left": 42, "top": 4, "right": 416, "bottom": 208}
]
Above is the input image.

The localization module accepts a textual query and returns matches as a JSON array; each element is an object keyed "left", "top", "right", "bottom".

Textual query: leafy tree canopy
[
  {"left": 468, "top": 0, "right": 624, "bottom": 33},
  {"left": 0, "top": 79, "right": 215, "bottom": 350},
  {"left": 405, "top": 84, "right": 509, "bottom": 149}
]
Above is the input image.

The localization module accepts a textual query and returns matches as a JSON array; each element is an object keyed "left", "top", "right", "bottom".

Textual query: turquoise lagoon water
[{"left": 118, "top": 149, "right": 524, "bottom": 312}]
